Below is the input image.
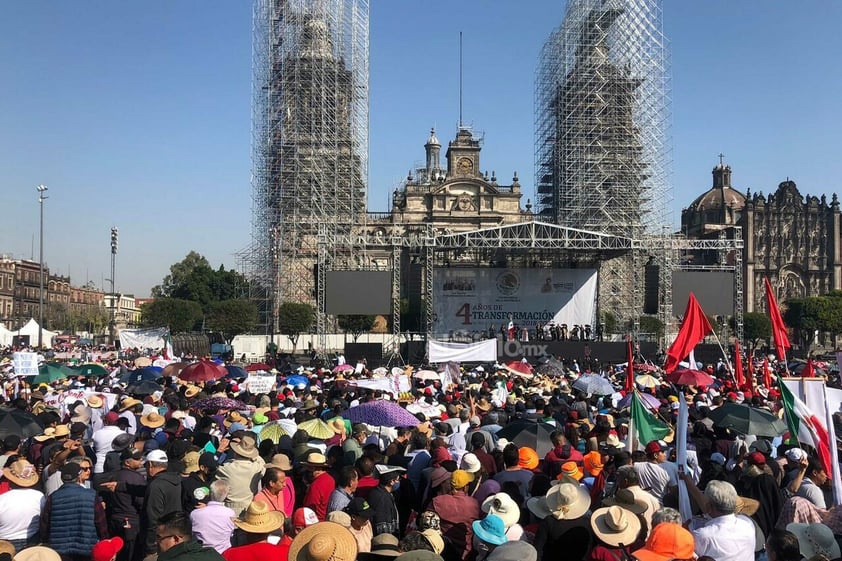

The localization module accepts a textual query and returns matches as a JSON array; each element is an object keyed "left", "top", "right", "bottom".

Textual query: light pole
[
  {"left": 110, "top": 227, "right": 118, "bottom": 346},
  {"left": 36, "top": 185, "right": 48, "bottom": 348}
]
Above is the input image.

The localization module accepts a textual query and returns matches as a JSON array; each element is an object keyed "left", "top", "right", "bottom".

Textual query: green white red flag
[{"left": 779, "top": 375, "right": 832, "bottom": 476}]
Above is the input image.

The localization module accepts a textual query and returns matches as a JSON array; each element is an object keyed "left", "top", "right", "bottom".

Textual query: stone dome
[{"left": 687, "top": 164, "right": 746, "bottom": 212}]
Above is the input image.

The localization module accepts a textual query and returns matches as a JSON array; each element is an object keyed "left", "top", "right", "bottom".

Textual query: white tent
[
  {"left": 16, "top": 318, "right": 58, "bottom": 346},
  {"left": 0, "top": 323, "right": 14, "bottom": 346}
]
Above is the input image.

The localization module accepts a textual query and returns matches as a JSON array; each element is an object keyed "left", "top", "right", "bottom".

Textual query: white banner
[
  {"left": 432, "top": 268, "right": 597, "bottom": 337},
  {"left": 12, "top": 352, "right": 39, "bottom": 377},
  {"left": 119, "top": 327, "right": 170, "bottom": 351},
  {"left": 246, "top": 375, "right": 275, "bottom": 394},
  {"left": 352, "top": 375, "right": 411, "bottom": 396},
  {"left": 428, "top": 339, "right": 497, "bottom": 363}
]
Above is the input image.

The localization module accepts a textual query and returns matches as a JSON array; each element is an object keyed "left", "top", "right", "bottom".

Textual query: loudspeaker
[{"left": 643, "top": 264, "right": 660, "bottom": 315}]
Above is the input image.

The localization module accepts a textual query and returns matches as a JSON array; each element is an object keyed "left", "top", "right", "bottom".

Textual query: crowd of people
[{"left": 0, "top": 351, "right": 837, "bottom": 561}]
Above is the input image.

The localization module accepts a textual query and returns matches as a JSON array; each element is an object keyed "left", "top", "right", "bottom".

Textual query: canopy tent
[
  {"left": 11, "top": 319, "right": 57, "bottom": 346},
  {"left": 0, "top": 324, "right": 14, "bottom": 347}
]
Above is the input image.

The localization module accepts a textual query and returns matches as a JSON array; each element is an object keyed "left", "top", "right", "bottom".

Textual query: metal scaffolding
[
  {"left": 248, "top": 0, "right": 369, "bottom": 334},
  {"left": 534, "top": 0, "right": 670, "bottom": 325}
]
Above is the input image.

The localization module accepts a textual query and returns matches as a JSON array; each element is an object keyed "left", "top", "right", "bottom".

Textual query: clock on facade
[{"left": 457, "top": 157, "right": 473, "bottom": 174}]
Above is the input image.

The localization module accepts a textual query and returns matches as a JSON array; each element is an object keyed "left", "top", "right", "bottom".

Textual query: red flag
[
  {"left": 664, "top": 293, "right": 713, "bottom": 373},
  {"left": 803, "top": 358, "right": 815, "bottom": 378},
  {"left": 762, "top": 358, "right": 772, "bottom": 389},
  {"left": 734, "top": 339, "right": 745, "bottom": 387},
  {"left": 625, "top": 336, "right": 634, "bottom": 393},
  {"left": 765, "top": 277, "right": 791, "bottom": 361}
]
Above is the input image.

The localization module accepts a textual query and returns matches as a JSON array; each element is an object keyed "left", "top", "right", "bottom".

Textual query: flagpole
[{"left": 709, "top": 329, "right": 739, "bottom": 386}]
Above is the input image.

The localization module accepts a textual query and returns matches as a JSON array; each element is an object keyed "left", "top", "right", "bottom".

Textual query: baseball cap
[
  {"left": 747, "top": 452, "right": 766, "bottom": 466},
  {"left": 199, "top": 452, "right": 218, "bottom": 469},
  {"left": 645, "top": 441, "right": 664, "bottom": 455},
  {"left": 344, "top": 497, "right": 375, "bottom": 520},
  {"left": 120, "top": 447, "right": 143, "bottom": 462},
  {"left": 632, "top": 522, "right": 694, "bottom": 561},
  {"left": 710, "top": 452, "right": 727, "bottom": 466},
  {"left": 292, "top": 507, "right": 319, "bottom": 528},
  {"left": 103, "top": 412, "right": 120, "bottom": 425},
  {"left": 144, "top": 450, "right": 168, "bottom": 464},
  {"left": 786, "top": 448, "right": 807, "bottom": 462},
  {"left": 60, "top": 463, "right": 82, "bottom": 483},
  {"left": 92, "top": 537, "right": 124, "bottom": 561}
]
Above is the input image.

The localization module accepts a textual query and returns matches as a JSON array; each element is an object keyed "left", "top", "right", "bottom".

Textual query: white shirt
[
  {"left": 0, "top": 488, "right": 45, "bottom": 540},
  {"left": 693, "top": 513, "right": 756, "bottom": 561},
  {"left": 92, "top": 425, "right": 125, "bottom": 473}
]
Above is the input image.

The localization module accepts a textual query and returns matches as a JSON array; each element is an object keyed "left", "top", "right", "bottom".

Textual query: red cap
[
  {"left": 292, "top": 507, "right": 318, "bottom": 528},
  {"left": 104, "top": 412, "right": 120, "bottom": 425},
  {"left": 645, "top": 441, "right": 664, "bottom": 455},
  {"left": 92, "top": 537, "right": 124, "bottom": 561},
  {"left": 747, "top": 451, "right": 766, "bottom": 466}
]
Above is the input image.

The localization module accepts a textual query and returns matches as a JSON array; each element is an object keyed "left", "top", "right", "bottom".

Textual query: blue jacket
[{"left": 46, "top": 483, "right": 99, "bottom": 556}]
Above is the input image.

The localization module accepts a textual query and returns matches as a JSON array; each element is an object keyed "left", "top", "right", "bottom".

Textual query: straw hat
[
  {"left": 369, "top": 533, "right": 402, "bottom": 557},
  {"left": 230, "top": 434, "right": 259, "bottom": 460},
  {"left": 590, "top": 506, "right": 641, "bottom": 548},
  {"left": 33, "top": 427, "right": 57, "bottom": 442},
  {"left": 3, "top": 459, "right": 39, "bottom": 488},
  {"left": 224, "top": 411, "right": 246, "bottom": 428},
  {"left": 53, "top": 425, "right": 70, "bottom": 438},
  {"left": 289, "top": 522, "right": 358, "bottom": 561},
  {"left": 601, "top": 488, "right": 648, "bottom": 515},
  {"left": 233, "top": 500, "right": 285, "bottom": 534},
  {"left": 269, "top": 454, "right": 293, "bottom": 471},
  {"left": 184, "top": 385, "right": 201, "bottom": 399},
  {"left": 86, "top": 394, "right": 104, "bottom": 409},
  {"left": 140, "top": 412, "right": 165, "bottom": 429},
  {"left": 120, "top": 398, "right": 141, "bottom": 412},
  {"left": 420, "top": 530, "right": 445, "bottom": 555},
  {"left": 545, "top": 481, "right": 591, "bottom": 520},
  {"left": 14, "top": 546, "right": 62, "bottom": 561},
  {"left": 735, "top": 496, "right": 760, "bottom": 517}
]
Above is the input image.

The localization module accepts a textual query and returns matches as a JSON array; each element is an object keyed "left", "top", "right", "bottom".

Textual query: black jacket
[{"left": 143, "top": 470, "right": 183, "bottom": 554}]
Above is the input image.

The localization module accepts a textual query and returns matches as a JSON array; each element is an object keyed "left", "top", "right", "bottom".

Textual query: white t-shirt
[
  {"left": 693, "top": 513, "right": 756, "bottom": 561},
  {"left": 92, "top": 425, "right": 125, "bottom": 473},
  {"left": 0, "top": 488, "right": 45, "bottom": 540}
]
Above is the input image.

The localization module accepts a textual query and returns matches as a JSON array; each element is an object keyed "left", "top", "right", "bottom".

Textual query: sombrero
[
  {"left": 289, "top": 522, "right": 357, "bottom": 561},
  {"left": 233, "top": 500, "right": 285, "bottom": 533}
]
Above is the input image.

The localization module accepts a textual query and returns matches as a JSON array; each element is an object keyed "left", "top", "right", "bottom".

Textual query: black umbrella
[
  {"left": 708, "top": 403, "right": 787, "bottom": 437},
  {"left": 495, "top": 420, "right": 557, "bottom": 456},
  {"left": 0, "top": 408, "right": 44, "bottom": 439},
  {"left": 120, "top": 367, "right": 162, "bottom": 385},
  {"left": 126, "top": 380, "right": 164, "bottom": 396}
]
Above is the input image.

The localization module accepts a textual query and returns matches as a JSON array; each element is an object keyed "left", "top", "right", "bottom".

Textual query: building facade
[{"left": 681, "top": 162, "right": 842, "bottom": 316}]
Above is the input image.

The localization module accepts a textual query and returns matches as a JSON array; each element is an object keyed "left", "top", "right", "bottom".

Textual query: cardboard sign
[
  {"left": 246, "top": 375, "right": 275, "bottom": 394},
  {"left": 12, "top": 352, "right": 39, "bottom": 377}
]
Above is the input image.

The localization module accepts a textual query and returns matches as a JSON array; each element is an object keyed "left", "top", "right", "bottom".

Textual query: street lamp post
[
  {"left": 36, "top": 185, "right": 48, "bottom": 348},
  {"left": 110, "top": 227, "right": 118, "bottom": 346}
]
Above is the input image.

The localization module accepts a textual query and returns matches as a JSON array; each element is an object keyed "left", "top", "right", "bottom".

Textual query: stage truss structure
[{"left": 315, "top": 221, "right": 743, "bottom": 358}]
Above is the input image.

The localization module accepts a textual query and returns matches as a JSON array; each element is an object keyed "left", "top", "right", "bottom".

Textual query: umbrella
[
  {"left": 635, "top": 374, "right": 661, "bottom": 389},
  {"left": 134, "top": 357, "right": 152, "bottom": 368},
  {"left": 332, "top": 364, "right": 355, "bottom": 374},
  {"left": 708, "top": 403, "right": 787, "bottom": 437},
  {"left": 32, "top": 363, "right": 70, "bottom": 385},
  {"left": 343, "top": 400, "right": 420, "bottom": 427},
  {"left": 634, "top": 363, "right": 659, "bottom": 372},
  {"left": 191, "top": 397, "right": 248, "bottom": 412},
  {"left": 572, "top": 374, "right": 616, "bottom": 395},
  {"left": 259, "top": 420, "right": 291, "bottom": 443},
  {"left": 224, "top": 365, "right": 249, "bottom": 380},
  {"left": 162, "top": 362, "right": 189, "bottom": 378},
  {"left": 788, "top": 361, "right": 828, "bottom": 377},
  {"left": 665, "top": 368, "right": 715, "bottom": 387},
  {"left": 372, "top": 367, "right": 389, "bottom": 376},
  {"left": 245, "top": 363, "right": 272, "bottom": 372},
  {"left": 126, "top": 380, "right": 163, "bottom": 396},
  {"left": 0, "top": 408, "right": 43, "bottom": 439},
  {"left": 503, "top": 361, "right": 534, "bottom": 379},
  {"left": 179, "top": 361, "right": 226, "bottom": 383},
  {"left": 413, "top": 370, "right": 441, "bottom": 381},
  {"left": 495, "top": 420, "right": 556, "bottom": 456},
  {"left": 297, "top": 418, "right": 336, "bottom": 440},
  {"left": 73, "top": 363, "right": 109, "bottom": 378},
  {"left": 283, "top": 375, "right": 309, "bottom": 389},
  {"left": 120, "top": 368, "right": 161, "bottom": 385},
  {"left": 617, "top": 391, "right": 661, "bottom": 410}
]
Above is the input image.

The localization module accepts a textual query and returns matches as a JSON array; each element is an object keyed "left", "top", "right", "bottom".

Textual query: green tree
[
  {"left": 152, "top": 252, "right": 249, "bottom": 311},
  {"left": 638, "top": 315, "right": 664, "bottom": 341},
  {"left": 140, "top": 298, "right": 203, "bottom": 333},
  {"left": 278, "top": 302, "right": 314, "bottom": 351},
  {"left": 736, "top": 312, "right": 771, "bottom": 356},
  {"left": 338, "top": 315, "right": 376, "bottom": 342},
  {"left": 206, "top": 299, "right": 259, "bottom": 343}
]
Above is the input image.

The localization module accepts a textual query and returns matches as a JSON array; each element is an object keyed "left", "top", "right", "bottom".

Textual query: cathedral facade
[{"left": 681, "top": 162, "right": 842, "bottom": 314}]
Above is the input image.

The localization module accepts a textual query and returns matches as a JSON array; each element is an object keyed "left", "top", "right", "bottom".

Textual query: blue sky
[{"left": 2, "top": 1, "right": 841, "bottom": 298}]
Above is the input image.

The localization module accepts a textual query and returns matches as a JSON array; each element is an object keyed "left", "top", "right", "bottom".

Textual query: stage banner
[
  {"left": 428, "top": 339, "right": 497, "bottom": 363},
  {"left": 119, "top": 327, "right": 170, "bottom": 351},
  {"left": 432, "top": 268, "right": 597, "bottom": 337}
]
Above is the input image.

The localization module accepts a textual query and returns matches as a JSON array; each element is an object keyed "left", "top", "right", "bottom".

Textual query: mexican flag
[
  {"left": 779, "top": 375, "right": 832, "bottom": 476},
  {"left": 628, "top": 392, "right": 672, "bottom": 450},
  {"left": 163, "top": 333, "right": 175, "bottom": 360}
]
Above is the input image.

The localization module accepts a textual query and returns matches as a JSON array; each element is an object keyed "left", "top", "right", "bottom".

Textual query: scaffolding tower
[
  {"left": 248, "top": 0, "right": 369, "bottom": 334},
  {"left": 535, "top": 0, "right": 670, "bottom": 325}
]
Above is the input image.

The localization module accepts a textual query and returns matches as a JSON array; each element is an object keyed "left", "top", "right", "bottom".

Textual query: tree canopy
[
  {"left": 140, "top": 298, "right": 203, "bottom": 333},
  {"left": 783, "top": 294, "right": 842, "bottom": 348},
  {"left": 737, "top": 312, "right": 771, "bottom": 354},
  {"left": 278, "top": 302, "right": 314, "bottom": 350},
  {"left": 152, "top": 251, "right": 249, "bottom": 312},
  {"left": 338, "top": 315, "right": 376, "bottom": 342},
  {"left": 206, "top": 299, "right": 259, "bottom": 343}
]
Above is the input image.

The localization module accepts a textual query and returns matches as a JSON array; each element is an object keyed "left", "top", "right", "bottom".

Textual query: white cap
[
  {"left": 145, "top": 450, "right": 168, "bottom": 463},
  {"left": 786, "top": 448, "right": 807, "bottom": 462},
  {"left": 374, "top": 464, "right": 406, "bottom": 476}
]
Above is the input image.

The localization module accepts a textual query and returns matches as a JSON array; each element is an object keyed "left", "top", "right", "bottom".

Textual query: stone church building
[{"left": 681, "top": 161, "right": 842, "bottom": 313}]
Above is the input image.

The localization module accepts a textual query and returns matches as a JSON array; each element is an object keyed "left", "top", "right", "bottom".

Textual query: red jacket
[{"left": 303, "top": 471, "right": 335, "bottom": 521}]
